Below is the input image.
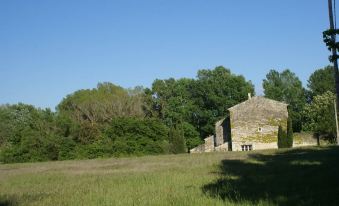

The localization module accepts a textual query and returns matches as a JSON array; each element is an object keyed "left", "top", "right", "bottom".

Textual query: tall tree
[
  {"left": 307, "top": 66, "right": 335, "bottom": 99},
  {"left": 302, "top": 91, "right": 336, "bottom": 142},
  {"left": 57, "top": 82, "right": 144, "bottom": 143},
  {"left": 277, "top": 125, "right": 287, "bottom": 148},
  {"left": 147, "top": 66, "right": 254, "bottom": 139},
  {"left": 191, "top": 66, "right": 255, "bottom": 137},
  {"left": 286, "top": 117, "right": 293, "bottom": 148},
  {"left": 169, "top": 125, "right": 186, "bottom": 154},
  {"left": 0, "top": 104, "right": 62, "bottom": 163},
  {"left": 263, "top": 69, "right": 306, "bottom": 132}
]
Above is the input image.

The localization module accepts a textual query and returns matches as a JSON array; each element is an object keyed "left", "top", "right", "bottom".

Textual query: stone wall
[
  {"left": 293, "top": 132, "right": 318, "bottom": 147},
  {"left": 215, "top": 142, "right": 229, "bottom": 152},
  {"left": 215, "top": 117, "right": 231, "bottom": 148},
  {"left": 190, "top": 136, "right": 215, "bottom": 153},
  {"left": 228, "top": 96, "right": 288, "bottom": 151},
  {"left": 191, "top": 96, "right": 290, "bottom": 153},
  {"left": 215, "top": 119, "right": 225, "bottom": 147}
]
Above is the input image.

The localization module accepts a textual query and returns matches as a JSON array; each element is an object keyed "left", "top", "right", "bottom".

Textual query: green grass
[{"left": 1, "top": 146, "right": 339, "bottom": 206}]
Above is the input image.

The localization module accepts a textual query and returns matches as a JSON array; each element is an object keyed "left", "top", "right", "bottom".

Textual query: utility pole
[
  {"left": 327, "top": 0, "right": 339, "bottom": 145},
  {"left": 334, "top": 99, "right": 339, "bottom": 143}
]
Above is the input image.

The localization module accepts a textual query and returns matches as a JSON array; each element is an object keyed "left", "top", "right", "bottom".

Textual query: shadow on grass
[
  {"left": 0, "top": 197, "right": 17, "bottom": 206},
  {"left": 0, "top": 193, "right": 47, "bottom": 206},
  {"left": 203, "top": 146, "right": 339, "bottom": 206}
]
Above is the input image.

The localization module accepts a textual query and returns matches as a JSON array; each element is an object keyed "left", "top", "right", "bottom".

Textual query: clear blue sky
[{"left": 0, "top": 0, "right": 333, "bottom": 109}]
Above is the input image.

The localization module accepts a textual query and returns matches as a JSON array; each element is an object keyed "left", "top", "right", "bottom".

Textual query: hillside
[{"left": 1, "top": 146, "right": 339, "bottom": 206}]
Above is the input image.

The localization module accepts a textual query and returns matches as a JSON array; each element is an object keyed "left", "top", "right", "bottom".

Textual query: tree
[
  {"left": 302, "top": 91, "right": 336, "bottom": 142},
  {"left": 57, "top": 82, "right": 145, "bottom": 144},
  {"left": 104, "top": 117, "right": 170, "bottom": 156},
  {"left": 263, "top": 69, "right": 306, "bottom": 132},
  {"left": 277, "top": 125, "right": 284, "bottom": 148},
  {"left": 191, "top": 66, "right": 254, "bottom": 137},
  {"left": 181, "top": 122, "right": 202, "bottom": 150},
  {"left": 307, "top": 66, "right": 335, "bottom": 99},
  {"left": 148, "top": 78, "right": 196, "bottom": 125},
  {"left": 277, "top": 125, "right": 287, "bottom": 148},
  {"left": 287, "top": 118, "right": 293, "bottom": 148},
  {"left": 169, "top": 125, "right": 186, "bottom": 154},
  {"left": 0, "top": 104, "right": 63, "bottom": 163},
  {"left": 147, "top": 66, "right": 254, "bottom": 140},
  {"left": 58, "top": 82, "right": 144, "bottom": 123}
]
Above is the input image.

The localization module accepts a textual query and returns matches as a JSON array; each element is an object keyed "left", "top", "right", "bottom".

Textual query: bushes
[
  {"left": 104, "top": 117, "right": 170, "bottom": 156},
  {"left": 278, "top": 118, "right": 293, "bottom": 149},
  {"left": 0, "top": 134, "right": 61, "bottom": 163},
  {"left": 0, "top": 104, "right": 65, "bottom": 163},
  {"left": 286, "top": 118, "right": 293, "bottom": 147},
  {"left": 302, "top": 91, "right": 336, "bottom": 141},
  {"left": 278, "top": 125, "right": 287, "bottom": 148},
  {"left": 169, "top": 126, "right": 186, "bottom": 154},
  {"left": 181, "top": 122, "right": 202, "bottom": 150},
  {"left": 0, "top": 109, "right": 181, "bottom": 163}
]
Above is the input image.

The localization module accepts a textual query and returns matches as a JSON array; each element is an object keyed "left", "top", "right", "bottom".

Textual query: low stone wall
[
  {"left": 215, "top": 143, "right": 229, "bottom": 152},
  {"left": 293, "top": 132, "right": 318, "bottom": 148},
  {"left": 190, "top": 136, "right": 215, "bottom": 153}
]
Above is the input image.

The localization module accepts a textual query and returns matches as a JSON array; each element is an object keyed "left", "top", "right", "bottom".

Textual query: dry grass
[{"left": 1, "top": 147, "right": 338, "bottom": 206}]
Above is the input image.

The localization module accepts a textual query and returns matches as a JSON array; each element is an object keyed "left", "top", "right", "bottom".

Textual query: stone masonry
[
  {"left": 190, "top": 95, "right": 290, "bottom": 153},
  {"left": 226, "top": 96, "right": 288, "bottom": 151}
]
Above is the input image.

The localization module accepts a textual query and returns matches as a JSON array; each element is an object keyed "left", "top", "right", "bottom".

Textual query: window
[{"left": 241, "top": 145, "right": 253, "bottom": 151}]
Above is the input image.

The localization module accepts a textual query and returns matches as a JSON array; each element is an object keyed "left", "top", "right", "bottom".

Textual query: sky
[{"left": 0, "top": 0, "right": 334, "bottom": 110}]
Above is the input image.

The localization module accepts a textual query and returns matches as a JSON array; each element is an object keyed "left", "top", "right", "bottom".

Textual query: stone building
[{"left": 190, "top": 95, "right": 289, "bottom": 152}]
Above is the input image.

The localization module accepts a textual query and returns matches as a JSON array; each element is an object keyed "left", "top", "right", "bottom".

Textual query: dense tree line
[
  {"left": 263, "top": 66, "right": 337, "bottom": 143},
  {"left": 0, "top": 66, "right": 337, "bottom": 163},
  {"left": 0, "top": 66, "right": 254, "bottom": 163}
]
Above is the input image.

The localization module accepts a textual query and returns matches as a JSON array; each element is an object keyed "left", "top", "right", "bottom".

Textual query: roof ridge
[{"left": 228, "top": 96, "right": 288, "bottom": 111}]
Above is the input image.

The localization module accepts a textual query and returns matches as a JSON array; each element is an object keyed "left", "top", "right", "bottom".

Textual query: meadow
[{"left": 1, "top": 146, "right": 339, "bottom": 206}]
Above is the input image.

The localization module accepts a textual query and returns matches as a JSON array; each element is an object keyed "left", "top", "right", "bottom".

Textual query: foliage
[
  {"left": 57, "top": 82, "right": 145, "bottom": 144},
  {"left": 58, "top": 82, "right": 144, "bottom": 123},
  {"left": 323, "top": 29, "right": 339, "bottom": 61},
  {"left": 277, "top": 121, "right": 292, "bottom": 148},
  {"left": 1, "top": 66, "right": 325, "bottom": 164},
  {"left": 263, "top": 69, "right": 306, "bottom": 132},
  {"left": 181, "top": 122, "right": 202, "bottom": 150},
  {"left": 191, "top": 67, "right": 254, "bottom": 137},
  {"left": 286, "top": 118, "right": 293, "bottom": 148},
  {"left": 307, "top": 66, "right": 335, "bottom": 99},
  {"left": 302, "top": 91, "right": 336, "bottom": 141},
  {"left": 104, "top": 117, "right": 170, "bottom": 156},
  {"left": 169, "top": 125, "right": 187, "bottom": 154},
  {"left": 146, "top": 78, "right": 196, "bottom": 124},
  {"left": 147, "top": 66, "right": 254, "bottom": 139},
  {"left": 277, "top": 125, "right": 287, "bottom": 148},
  {"left": 0, "top": 104, "right": 63, "bottom": 163}
]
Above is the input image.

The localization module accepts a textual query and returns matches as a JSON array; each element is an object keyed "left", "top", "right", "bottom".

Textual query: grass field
[{"left": 1, "top": 146, "right": 339, "bottom": 206}]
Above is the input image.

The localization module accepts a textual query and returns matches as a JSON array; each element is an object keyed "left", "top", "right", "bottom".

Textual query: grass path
[{"left": 1, "top": 147, "right": 338, "bottom": 206}]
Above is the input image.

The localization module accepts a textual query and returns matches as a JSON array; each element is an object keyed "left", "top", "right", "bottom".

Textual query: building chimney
[{"left": 248, "top": 93, "right": 252, "bottom": 99}]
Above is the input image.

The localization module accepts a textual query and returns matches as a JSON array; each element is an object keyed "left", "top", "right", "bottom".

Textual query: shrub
[
  {"left": 286, "top": 118, "right": 293, "bottom": 148},
  {"left": 169, "top": 126, "right": 186, "bottom": 154},
  {"left": 104, "top": 117, "right": 170, "bottom": 156},
  {"left": 278, "top": 125, "right": 288, "bottom": 148}
]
